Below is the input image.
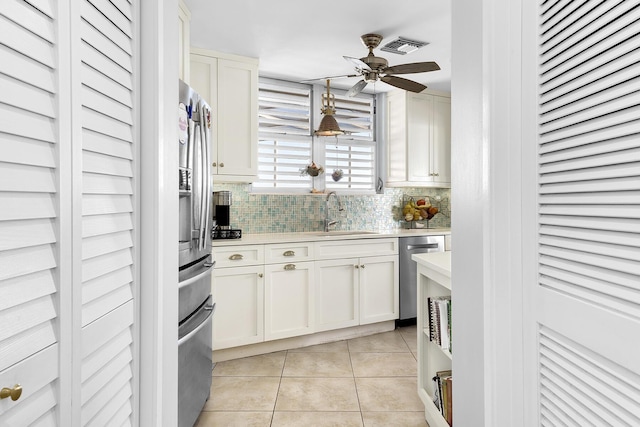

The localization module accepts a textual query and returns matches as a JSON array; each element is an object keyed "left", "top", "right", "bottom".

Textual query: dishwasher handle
[{"left": 406, "top": 243, "right": 440, "bottom": 251}]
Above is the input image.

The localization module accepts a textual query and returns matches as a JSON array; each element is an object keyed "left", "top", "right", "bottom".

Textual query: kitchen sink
[{"left": 309, "top": 231, "right": 379, "bottom": 237}]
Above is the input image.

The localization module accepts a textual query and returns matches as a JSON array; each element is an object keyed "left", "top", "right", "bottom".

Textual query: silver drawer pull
[
  {"left": 283, "top": 250, "right": 295, "bottom": 257},
  {"left": 229, "top": 254, "right": 244, "bottom": 260},
  {"left": 284, "top": 264, "right": 296, "bottom": 271}
]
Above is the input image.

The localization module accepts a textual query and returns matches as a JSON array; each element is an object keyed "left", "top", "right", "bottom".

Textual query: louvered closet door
[
  {"left": 0, "top": 0, "right": 139, "bottom": 425},
  {"left": 0, "top": 0, "right": 61, "bottom": 425},
  {"left": 530, "top": 1, "right": 640, "bottom": 425},
  {"left": 78, "top": 0, "right": 137, "bottom": 425}
]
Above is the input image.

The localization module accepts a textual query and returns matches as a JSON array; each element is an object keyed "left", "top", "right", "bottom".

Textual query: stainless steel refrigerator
[{"left": 177, "top": 79, "right": 215, "bottom": 427}]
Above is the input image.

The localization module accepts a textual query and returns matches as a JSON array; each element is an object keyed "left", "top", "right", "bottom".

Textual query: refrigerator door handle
[
  {"left": 178, "top": 304, "right": 214, "bottom": 346},
  {"left": 179, "top": 262, "right": 215, "bottom": 289},
  {"left": 198, "top": 103, "right": 209, "bottom": 250}
]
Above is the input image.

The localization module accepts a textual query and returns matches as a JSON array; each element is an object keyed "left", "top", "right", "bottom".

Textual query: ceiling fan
[{"left": 305, "top": 33, "right": 440, "bottom": 97}]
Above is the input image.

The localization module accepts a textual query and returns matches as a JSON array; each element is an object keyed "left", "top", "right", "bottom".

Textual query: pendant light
[{"left": 314, "top": 79, "right": 345, "bottom": 136}]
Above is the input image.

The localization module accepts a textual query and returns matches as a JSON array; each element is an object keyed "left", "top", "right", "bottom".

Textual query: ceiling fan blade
[
  {"left": 380, "top": 75, "right": 427, "bottom": 93},
  {"left": 345, "top": 80, "right": 368, "bottom": 97},
  {"left": 343, "top": 56, "right": 371, "bottom": 72},
  {"left": 300, "top": 74, "right": 358, "bottom": 83},
  {"left": 383, "top": 61, "right": 440, "bottom": 75}
]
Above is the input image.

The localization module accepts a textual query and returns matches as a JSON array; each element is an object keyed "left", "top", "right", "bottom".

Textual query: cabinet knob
[
  {"left": 360, "top": 264, "right": 365, "bottom": 269},
  {"left": 0, "top": 384, "right": 22, "bottom": 401},
  {"left": 229, "top": 254, "right": 243, "bottom": 260},
  {"left": 434, "top": 172, "right": 439, "bottom": 177},
  {"left": 354, "top": 265, "right": 359, "bottom": 269},
  {"left": 284, "top": 264, "right": 296, "bottom": 271},
  {"left": 212, "top": 162, "right": 217, "bottom": 167},
  {"left": 219, "top": 162, "right": 224, "bottom": 167},
  {"left": 258, "top": 273, "right": 263, "bottom": 278},
  {"left": 283, "top": 250, "right": 295, "bottom": 257}
]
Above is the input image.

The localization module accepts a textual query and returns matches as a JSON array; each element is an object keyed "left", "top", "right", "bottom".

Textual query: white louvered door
[
  {"left": 0, "top": 0, "right": 139, "bottom": 425},
  {"left": 0, "top": 1, "right": 61, "bottom": 424},
  {"left": 527, "top": 1, "right": 640, "bottom": 425},
  {"left": 77, "top": 0, "right": 137, "bottom": 425}
]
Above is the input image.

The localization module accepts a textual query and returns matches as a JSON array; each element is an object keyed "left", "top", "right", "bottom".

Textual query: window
[{"left": 253, "top": 78, "right": 377, "bottom": 193}]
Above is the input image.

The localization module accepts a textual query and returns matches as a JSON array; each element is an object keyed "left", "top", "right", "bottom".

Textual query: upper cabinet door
[
  {"left": 406, "top": 93, "right": 434, "bottom": 182},
  {"left": 190, "top": 50, "right": 259, "bottom": 182},
  {"left": 216, "top": 59, "right": 258, "bottom": 178},
  {"left": 431, "top": 95, "right": 451, "bottom": 184},
  {"left": 178, "top": 0, "right": 191, "bottom": 83},
  {"left": 386, "top": 90, "right": 451, "bottom": 188}
]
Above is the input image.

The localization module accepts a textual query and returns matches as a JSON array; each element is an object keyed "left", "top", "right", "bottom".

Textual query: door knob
[{"left": 0, "top": 384, "right": 22, "bottom": 401}]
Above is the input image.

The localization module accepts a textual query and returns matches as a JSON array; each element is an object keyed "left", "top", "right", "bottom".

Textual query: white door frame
[
  {"left": 138, "top": 0, "right": 180, "bottom": 426},
  {"left": 451, "top": 0, "right": 526, "bottom": 425}
]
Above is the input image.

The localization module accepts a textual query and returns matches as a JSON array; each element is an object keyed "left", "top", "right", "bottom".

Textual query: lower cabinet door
[
  {"left": 359, "top": 255, "right": 399, "bottom": 325},
  {"left": 315, "top": 258, "right": 359, "bottom": 332},
  {"left": 264, "top": 261, "right": 315, "bottom": 341},
  {"left": 212, "top": 265, "right": 264, "bottom": 349}
]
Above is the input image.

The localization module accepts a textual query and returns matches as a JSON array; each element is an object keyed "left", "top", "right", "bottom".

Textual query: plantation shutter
[
  {"left": 325, "top": 93, "right": 375, "bottom": 192},
  {"left": 0, "top": 0, "right": 61, "bottom": 424},
  {"left": 78, "top": 0, "right": 137, "bottom": 424},
  {"left": 255, "top": 80, "right": 313, "bottom": 190},
  {"left": 533, "top": 0, "right": 640, "bottom": 424}
]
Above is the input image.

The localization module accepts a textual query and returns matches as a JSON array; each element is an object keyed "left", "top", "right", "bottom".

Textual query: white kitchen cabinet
[
  {"left": 177, "top": 0, "right": 191, "bottom": 83},
  {"left": 358, "top": 255, "right": 399, "bottom": 324},
  {"left": 315, "top": 254, "right": 398, "bottom": 330},
  {"left": 212, "top": 265, "right": 264, "bottom": 349},
  {"left": 212, "top": 245, "right": 264, "bottom": 268},
  {"left": 264, "top": 261, "right": 315, "bottom": 341},
  {"left": 315, "top": 238, "right": 399, "bottom": 328},
  {"left": 190, "top": 48, "right": 258, "bottom": 182},
  {"left": 386, "top": 90, "right": 451, "bottom": 187},
  {"left": 315, "top": 258, "right": 360, "bottom": 332}
]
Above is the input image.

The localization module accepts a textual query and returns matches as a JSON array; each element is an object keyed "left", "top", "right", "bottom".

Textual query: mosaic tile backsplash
[{"left": 212, "top": 183, "right": 451, "bottom": 234}]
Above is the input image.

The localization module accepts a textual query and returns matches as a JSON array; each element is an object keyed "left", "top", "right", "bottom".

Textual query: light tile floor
[{"left": 195, "top": 325, "right": 429, "bottom": 427}]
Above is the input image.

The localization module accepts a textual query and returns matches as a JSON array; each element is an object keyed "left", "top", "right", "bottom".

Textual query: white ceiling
[{"left": 184, "top": 0, "right": 452, "bottom": 94}]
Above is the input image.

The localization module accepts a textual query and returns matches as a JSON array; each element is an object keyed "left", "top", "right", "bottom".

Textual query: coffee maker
[{"left": 212, "top": 191, "right": 241, "bottom": 239}]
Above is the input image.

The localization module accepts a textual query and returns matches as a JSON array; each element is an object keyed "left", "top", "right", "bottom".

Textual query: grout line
[
  {"left": 347, "top": 338, "right": 366, "bottom": 426},
  {"left": 270, "top": 350, "right": 288, "bottom": 426}
]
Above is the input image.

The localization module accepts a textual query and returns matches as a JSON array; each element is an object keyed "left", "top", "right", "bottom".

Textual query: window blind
[
  {"left": 255, "top": 81, "right": 313, "bottom": 190},
  {"left": 255, "top": 79, "right": 377, "bottom": 192}
]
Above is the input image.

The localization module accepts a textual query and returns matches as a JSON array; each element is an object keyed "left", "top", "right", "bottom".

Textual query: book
[
  {"left": 444, "top": 375, "right": 453, "bottom": 425},
  {"left": 438, "top": 298, "right": 450, "bottom": 352},
  {"left": 432, "top": 374, "right": 442, "bottom": 413},
  {"left": 435, "top": 370, "right": 452, "bottom": 418},
  {"left": 427, "top": 296, "right": 451, "bottom": 351}
]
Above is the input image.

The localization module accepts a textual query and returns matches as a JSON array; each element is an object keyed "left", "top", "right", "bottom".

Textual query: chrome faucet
[{"left": 324, "top": 191, "right": 344, "bottom": 232}]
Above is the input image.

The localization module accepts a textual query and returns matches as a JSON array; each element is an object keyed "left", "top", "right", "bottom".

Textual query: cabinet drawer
[
  {"left": 212, "top": 245, "right": 264, "bottom": 268},
  {"left": 264, "top": 242, "right": 314, "bottom": 264},
  {"left": 314, "top": 238, "right": 398, "bottom": 260}
]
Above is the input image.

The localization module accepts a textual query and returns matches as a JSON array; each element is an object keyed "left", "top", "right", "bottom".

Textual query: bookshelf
[{"left": 413, "top": 251, "right": 452, "bottom": 427}]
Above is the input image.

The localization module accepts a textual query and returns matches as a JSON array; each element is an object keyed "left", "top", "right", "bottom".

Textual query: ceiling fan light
[{"left": 315, "top": 114, "right": 344, "bottom": 136}]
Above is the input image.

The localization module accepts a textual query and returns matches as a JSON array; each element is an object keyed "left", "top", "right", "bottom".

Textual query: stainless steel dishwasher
[{"left": 399, "top": 235, "right": 445, "bottom": 322}]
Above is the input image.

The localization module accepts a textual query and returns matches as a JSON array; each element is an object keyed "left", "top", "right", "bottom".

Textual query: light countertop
[
  {"left": 212, "top": 228, "right": 451, "bottom": 246},
  {"left": 412, "top": 251, "right": 451, "bottom": 278}
]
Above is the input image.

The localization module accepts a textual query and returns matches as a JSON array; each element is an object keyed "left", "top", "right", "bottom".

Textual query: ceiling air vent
[{"left": 380, "top": 37, "right": 428, "bottom": 55}]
